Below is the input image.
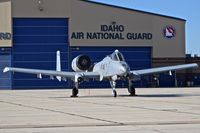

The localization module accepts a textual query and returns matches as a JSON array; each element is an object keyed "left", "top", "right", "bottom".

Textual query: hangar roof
[{"left": 83, "top": 0, "right": 186, "bottom": 21}]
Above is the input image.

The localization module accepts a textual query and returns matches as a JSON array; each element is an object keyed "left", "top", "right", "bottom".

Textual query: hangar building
[{"left": 0, "top": 0, "right": 198, "bottom": 89}]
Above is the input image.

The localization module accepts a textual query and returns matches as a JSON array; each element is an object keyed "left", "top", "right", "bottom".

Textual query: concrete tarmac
[{"left": 0, "top": 88, "right": 200, "bottom": 133}]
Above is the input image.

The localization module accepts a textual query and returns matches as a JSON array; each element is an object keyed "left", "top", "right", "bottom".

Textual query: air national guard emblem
[{"left": 163, "top": 26, "right": 176, "bottom": 39}]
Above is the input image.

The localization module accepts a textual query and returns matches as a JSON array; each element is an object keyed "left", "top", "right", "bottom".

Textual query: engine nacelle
[{"left": 72, "top": 55, "right": 92, "bottom": 72}]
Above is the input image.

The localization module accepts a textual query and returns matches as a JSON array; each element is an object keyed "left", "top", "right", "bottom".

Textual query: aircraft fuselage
[{"left": 93, "top": 56, "right": 129, "bottom": 78}]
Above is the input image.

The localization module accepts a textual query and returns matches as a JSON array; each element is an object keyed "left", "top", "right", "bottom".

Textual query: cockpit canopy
[{"left": 110, "top": 50, "right": 125, "bottom": 61}]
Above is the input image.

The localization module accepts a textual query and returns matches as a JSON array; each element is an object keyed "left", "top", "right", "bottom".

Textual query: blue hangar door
[
  {"left": 70, "top": 47, "right": 152, "bottom": 88},
  {"left": 12, "top": 18, "right": 69, "bottom": 89},
  {"left": 0, "top": 48, "right": 12, "bottom": 89}
]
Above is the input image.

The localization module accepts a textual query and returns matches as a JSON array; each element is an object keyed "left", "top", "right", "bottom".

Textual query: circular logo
[{"left": 163, "top": 26, "right": 176, "bottom": 39}]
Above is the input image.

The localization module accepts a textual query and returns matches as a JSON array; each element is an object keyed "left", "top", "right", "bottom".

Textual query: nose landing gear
[
  {"left": 113, "top": 90, "right": 117, "bottom": 97},
  {"left": 110, "top": 80, "right": 117, "bottom": 97}
]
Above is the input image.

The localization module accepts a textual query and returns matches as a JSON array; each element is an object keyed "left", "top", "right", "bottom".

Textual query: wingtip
[
  {"left": 3, "top": 67, "right": 10, "bottom": 73},
  {"left": 192, "top": 63, "right": 199, "bottom": 68}
]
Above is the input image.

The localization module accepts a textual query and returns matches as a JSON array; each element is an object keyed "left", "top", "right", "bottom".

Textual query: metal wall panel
[
  {"left": 158, "top": 73, "right": 175, "bottom": 87},
  {"left": 70, "top": 0, "right": 185, "bottom": 58},
  {"left": 70, "top": 47, "right": 151, "bottom": 88},
  {"left": 12, "top": 0, "right": 71, "bottom": 18},
  {"left": 0, "top": 0, "right": 12, "bottom": 47},
  {"left": 0, "top": 48, "right": 11, "bottom": 89},
  {"left": 192, "top": 75, "right": 200, "bottom": 87},
  {"left": 12, "top": 18, "right": 69, "bottom": 89}
]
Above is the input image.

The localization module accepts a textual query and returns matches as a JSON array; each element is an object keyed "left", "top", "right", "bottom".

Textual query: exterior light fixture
[{"left": 37, "top": 0, "right": 44, "bottom": 11}]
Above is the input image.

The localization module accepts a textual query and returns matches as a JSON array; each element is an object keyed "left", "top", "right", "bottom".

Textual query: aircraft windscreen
[
  {"left": 117, "top": 52, "right": 125, "bottom": 61},
  {"left": 111, "top": 51, "right": 125, "bottom": 61},
  {"left": 112, "top": 54, "right": 118, "bottom": 61}
]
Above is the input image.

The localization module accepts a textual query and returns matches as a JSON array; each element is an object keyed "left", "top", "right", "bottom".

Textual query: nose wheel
[{"left": 113, "top": 90, "right": 117, "bottom": 97}]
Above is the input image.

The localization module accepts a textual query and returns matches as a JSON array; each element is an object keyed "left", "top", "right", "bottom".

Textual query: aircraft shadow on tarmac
[
  {"left": 137, "top": 94, "right": 200, "bottom": 98},
  {"left": 48, "top": 94, "right": 200, "bottom": 99},
  {"left": 136, "top": 94, "right": 183, "bottom": 97}
]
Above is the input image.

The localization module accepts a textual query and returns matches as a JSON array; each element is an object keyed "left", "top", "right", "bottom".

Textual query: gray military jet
[{"left": 3, "top": 50, "right": 198, "bottom": 97}]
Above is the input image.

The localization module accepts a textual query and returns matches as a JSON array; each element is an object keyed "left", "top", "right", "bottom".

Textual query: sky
[{"left": 92, "top": 0, "right": 200, "bottom": 55}]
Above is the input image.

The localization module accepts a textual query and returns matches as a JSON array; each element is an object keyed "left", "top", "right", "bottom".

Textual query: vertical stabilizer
[{"left": 56, "top": 50, "right": 61, "bottom": 82}]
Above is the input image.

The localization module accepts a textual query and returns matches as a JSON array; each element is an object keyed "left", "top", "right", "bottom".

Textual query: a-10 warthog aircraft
[{"left": 3, "top": 50, "right": 198, "bottom": 97}]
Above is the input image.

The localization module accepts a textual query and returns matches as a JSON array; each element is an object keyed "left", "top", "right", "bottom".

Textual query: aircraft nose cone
[
  {"left": 119, "top": 63, "right": 130, "bottom": 76},
  {"left": 119, "top": 65, "right": 127, "bottom": 74}
]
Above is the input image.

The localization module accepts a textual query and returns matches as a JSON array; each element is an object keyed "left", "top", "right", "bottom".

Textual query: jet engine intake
[{"left": 72, "top": 55, "right": 92, "bottom": 72}]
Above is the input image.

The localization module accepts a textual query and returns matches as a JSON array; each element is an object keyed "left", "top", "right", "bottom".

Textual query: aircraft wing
[
  {"left": 131, "top": 63, "right": 198, "bottom": 76},
  {"left": 3, "top": 67, "right": 100, "bottom": 81}
]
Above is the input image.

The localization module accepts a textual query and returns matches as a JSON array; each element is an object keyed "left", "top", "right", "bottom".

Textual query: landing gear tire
[
  {"left": 71, "top": 87, "right": 79, "bottom": 97},
  {"left": 128, "top": 86, "right": 136, "bottom": 96},
  {"left": 113, "top": 90, "right": 117, "bottom": 97}
]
